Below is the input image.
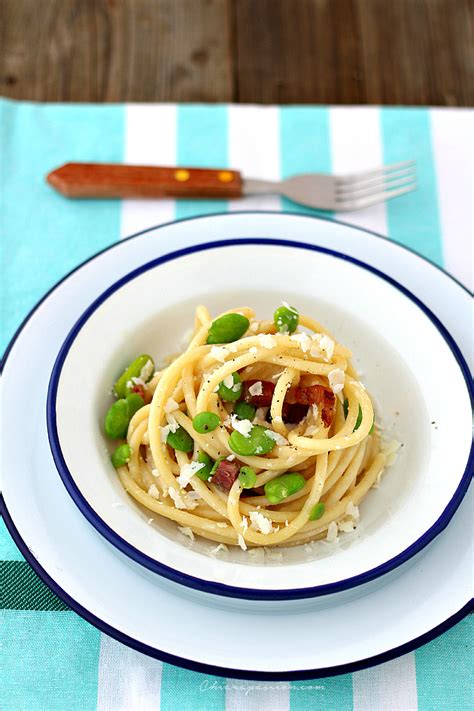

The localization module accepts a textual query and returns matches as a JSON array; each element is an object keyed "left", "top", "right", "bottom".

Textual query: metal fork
[
  {"left": 47, "top": 160, "right": 417, "bottom": 211},
  {"left": 244, "top": 160, "right": 417, "bottom": 211}
]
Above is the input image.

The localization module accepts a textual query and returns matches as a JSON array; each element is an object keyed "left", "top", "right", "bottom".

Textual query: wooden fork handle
[{"left": 46, "top": 163, "right": 243, "bottom": 199}]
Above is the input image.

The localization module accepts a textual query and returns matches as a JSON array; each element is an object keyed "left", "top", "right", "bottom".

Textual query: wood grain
[
  {"left": 355, "top": 0, "right": 474, "bottom": 106},
  {"left": 234, "top": 0, "right": 365, "bottom": 104},
  {"left": 1, "top": 0, "right": 233, "bottom": 102},
  {"left": 1, "top": 0, "right": 472, "bottom": 105},
  {"left": 46, "top": 162, "right": 243, "bottom": 198}
]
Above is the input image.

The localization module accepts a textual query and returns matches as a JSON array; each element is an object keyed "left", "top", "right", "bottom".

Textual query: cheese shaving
[
  {"left": 210, "top": 346, "right": 230, "bottom": 363},
  {"left": 238, "top": 534, "right": 247, "bottom": 551},
  {"left": 177, "top": 460, "right": 205, "bottom": 488},
  {"left": 258, "top": 334, "right": 277, "bottom": 349},
  {"left": 326, "top": 521, "right": 339, "bottom": 542},
  {"left": 231, "top": 415, "right": 253, "bottom": 437},
  {"left": 178, "top": 526, "right": 195, "bottom": 541},
  {"left": 249, "top": 511, "right": 277, "bottom": 534},
  {"left": 147, "top": 484, "right": 160, "bottom": 499},
  {"left": 164, "top": 397, "right": 179, "bottom": 414},
  {"left": 210, "top": 543, "right": 229, "bottom": 558},
  {"left": 248, "top": 381, "right": 263, "bottom": 396}
]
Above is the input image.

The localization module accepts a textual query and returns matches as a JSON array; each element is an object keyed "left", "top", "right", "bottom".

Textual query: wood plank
[
  {"left": 355, "top": 0, "right": 474, "bottom": 106},
  {"left": 234, "top": 0, "right": 365, "bottom": 104},
  {"left": 1, "top": 0, "right": 472, "bottom": 105},
  {"left": 0, "top": 0, "right": 233, "bottom": 102},
  {"left": 234, "top": 0, "right": 473, "bottom": 105}
]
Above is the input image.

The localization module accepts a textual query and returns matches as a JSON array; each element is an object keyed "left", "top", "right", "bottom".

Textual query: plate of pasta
[
  {"left": 46, "top": 239, "right": 473, "bottom": 599},
  {"left": 3, "top": 212, "right": 472, "bottom": 676}
]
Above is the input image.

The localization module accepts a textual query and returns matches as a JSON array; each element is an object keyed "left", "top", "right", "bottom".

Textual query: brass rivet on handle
[
  {"left": 218, "top": 171, "right": 233, "bottom": 183},
  {"left": 175, "top": 169, "right": 190, "bottom": 182}
]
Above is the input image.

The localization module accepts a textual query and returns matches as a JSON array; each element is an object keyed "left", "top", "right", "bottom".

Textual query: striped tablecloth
[{"left": 1, "top": 98, "right": 472, "bottom": 711}]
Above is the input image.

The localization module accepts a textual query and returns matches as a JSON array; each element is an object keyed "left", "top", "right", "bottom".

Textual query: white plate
[
  {"left": 1, "top": 213, "right": 472, "bottom": 678},
  {"left": 47, "top": 239, "right": 472, "bottom": 598}
]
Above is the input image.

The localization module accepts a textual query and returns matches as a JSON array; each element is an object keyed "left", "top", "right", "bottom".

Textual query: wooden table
[{"left": 2, "top": 0, "right": 472, "bottom": 105}]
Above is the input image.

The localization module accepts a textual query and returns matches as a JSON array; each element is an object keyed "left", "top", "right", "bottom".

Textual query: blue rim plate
[
  {"left": 46, "top": 236, "right": 474, "bottom": 601},
  {"left": 2, "top": 212, "right": 472, "bottom": 679},
  {"left": 1, "top": 496, "right": 471, "bottom": 681}
]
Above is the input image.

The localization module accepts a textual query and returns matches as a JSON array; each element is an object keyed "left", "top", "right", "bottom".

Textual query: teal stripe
[
  {"left": 176, "top": 105, "right": 229, "bottom": 219},
  {"left": 0, "top": 98, "right": 124, "bottom": 355},
  {"left": 415, "top": 615, "right": 473, "bottom": 711},
  {"left": 2, "top": 561, "right": 69, "bottom": 610},
  {"left": 280, "top": 107, "right": 332, "bottom": 216},
  {"left": 381, "top": 108, "right": 443, "bottom": 265},
  {"left": 290, "top": 673, "right": 353, "bottom": 710},
  {"left": 2, "top": 610, "right": 101, "bottom": 711},
  {"left": 160, "top": 664, "right": 226, "bottom": 711},
  {"left": 0, "top": 518, "right": 24, "bottom": 561}
]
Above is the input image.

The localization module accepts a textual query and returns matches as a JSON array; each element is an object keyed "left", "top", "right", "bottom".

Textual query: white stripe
[
  {"left": 352, "top": 652, "right": 418, "bottom": 711},
  {"left": 330, "top": 106, "right": 388, "bottom": 235},
  {"left": 228, "top": 105, "right": 282, "bottom": 212},
  {"left": 431, "top": 108, "right": 474, "bottom": 290},
  {"left": 120, "top": 104, "right": 177, "bottom": 239},
  {"left": 225, "top": 681, "right": 290, "bottom": 711},
  {"left": 97, "top": 634, "right": 163, "bottom": 711}
]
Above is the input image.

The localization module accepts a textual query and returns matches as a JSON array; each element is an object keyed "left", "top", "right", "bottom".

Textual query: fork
[{"left": 47, "top": 160, "right": 417, "bottom": 212}]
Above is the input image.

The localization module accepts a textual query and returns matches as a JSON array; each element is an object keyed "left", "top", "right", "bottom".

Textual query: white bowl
[{"left": 47, "top": 239, "right": 473, "bottom": 600}]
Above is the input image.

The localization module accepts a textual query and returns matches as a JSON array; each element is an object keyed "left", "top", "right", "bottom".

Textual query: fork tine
[
  {"left": 337, "top": 160, "right": 416, "bottom": 184},
  {"left": 336, "top": 166, "right": 416, "bottom": 194},
  {"left": 339, "top": 183, "right": 417, "bottom": 211},
  {"left": 336, "top": 174, "right": 416, "bottom": 199}
]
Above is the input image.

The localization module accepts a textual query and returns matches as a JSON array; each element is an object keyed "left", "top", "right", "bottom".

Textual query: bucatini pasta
[{"left": 103, "top": 304, "right": 389, "bottom": 550}]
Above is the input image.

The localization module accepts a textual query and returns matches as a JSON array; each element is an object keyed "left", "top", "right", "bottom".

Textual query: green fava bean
[
  {"left": 264, "top": 472, "right": 306, "bottom": 504},
  {"left": 126, "top": 392, "right": 145, "bottom": 418},
  {"left": 105, "top": 399, "right": 130, "bottom": 439},
  {"left": 111, "top": 444, "right": 132, "bottom": 468},
  {"left": 167, "top": 425, "right": 194, "bottom": 453},
  {"left": 195, "top": 451, "right": 214, "bottom": 481},
  {"left": 207, "top": 313, "right": 250, "bottom": 344},
  {"left": 233, "top": 400, "right": 256, "bottom": 421},
  {"left": 309, "top": 502, "right": 325, "bottom": 521},
  {"left": 114, "top": 354, "right": 154, "bottom": 398},
  {"left": 229, "top": 424, "right": 275, "bottom": 457},
  {"left": 210, "top": 456, "right": 226, "bottom": 476},
  {"left": 104, "top": 393, "right": 144, "bottom": 440},
  {"left": 193, "top": 411, "right": 220, "bottom": 434},
  {"left": 217, "top": 372, "right": 242, "bottom": 402},
  {"left": 239, "top": 466, "right": 257, "bottom": 489},
  {"left": 343, "top": 398, "right": 374, "bottom": 433},
  {"left": 274, "top": 305, "right": 299, "bottom": 334}
]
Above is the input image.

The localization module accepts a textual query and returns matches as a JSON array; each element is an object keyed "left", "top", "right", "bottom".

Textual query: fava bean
[
  {"left": 210, "top": 456, "right": 226, "bottom": 476},
  {"left": 114, "top": 354, "right": 154, "bottom": 398},
  {"left": 343, "top": 398, "right": 374, "bottom": 433},
  {"left": 274, "top": 305, "right": 299, "bottom": 334},
  {"left": 309, "top": 502, "right": 325, "bottom": 521},
  {"left": 166, "top": 426, "right": 194, "bottom": 453},
  {"left": 207, "top": 313, "right": 249, "bottom": 344},
  {"left": 193, "top": 411, "right": 220, "bottom": 434},
  {"left": 239, "top": 466, "right": 257, "bottom": 489},
  {"left": 111, "top": 444, "right": 132, "bottom": 468},
  {"left": 126, "top": 392, "right": 146, "bottom": 418},
  {"left": 229, "top": 424, "right": 275, "bottom": 457},
  {"left": 233, "top": 400, "right": 256, "bottom": 421},
  {"left": 104, "top": 393, "right": 145, "bottom": 439},
  {"left": 264, "top": 472, "right": 306, "bottom": 504},
  {"left": 217, "top": 372, "right": 242, "bottom": 402},
  {"left": 196, "top": 451, "right": 214, "bottom": 481}
]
